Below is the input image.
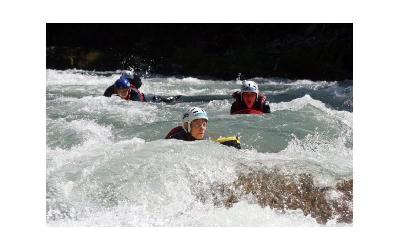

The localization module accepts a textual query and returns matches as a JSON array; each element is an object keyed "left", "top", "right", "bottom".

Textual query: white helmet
[
  {"left": 182, "top": 107, "right": 208, "bottom": 133},
  {"left": 241, "top": 80, "right": 259, "bottom": 99},
  {"left": 121, "top": 70, "right": 134, "bottom": 78}
]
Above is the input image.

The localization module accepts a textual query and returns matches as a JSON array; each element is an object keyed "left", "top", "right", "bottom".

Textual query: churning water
[{"left": 46, "top": 69, "right": 353, "bottom": 226}]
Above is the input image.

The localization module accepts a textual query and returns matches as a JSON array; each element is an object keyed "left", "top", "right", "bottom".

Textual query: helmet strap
[{"left": 183, "top": 122, "right": 190, "bottom": 133}]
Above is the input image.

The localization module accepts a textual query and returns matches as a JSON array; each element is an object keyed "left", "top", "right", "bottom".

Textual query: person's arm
[
  {"left": 160, "top": 95, "right": 182, "bottom": 103},
  {"left": 103, "top": 85, "right": 114, "bottom": 97},
  {"left": 146, "top": 94, "right": 182, "bottom": 103},
  {"left": 230, "top": 102, "right": 237, "bottom": 114},
  {"left": 263, "top": 101, "right": 271, "bottom": 113}
]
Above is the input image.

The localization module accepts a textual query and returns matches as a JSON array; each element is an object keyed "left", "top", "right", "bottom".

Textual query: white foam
[
  {"left": 46, "top": 70, "right": 353, "bottom": 226},
  {"left": 48, "top": 95, "right": 165, "bottom": 126},
  {"left": 47, "top": 69, "right": 117, "bottom": 87},
  {"left": 206, "top": 99, "right": 231, "bottom": 110},
  {"left": 48, "top": 201, "right": 320, "bottom": 227},
  {"left": 272, "top": 94, "right": 353, "bottom": 128},
  {"left": 47, "top": 134, "right": 351, "bottom": 225}
]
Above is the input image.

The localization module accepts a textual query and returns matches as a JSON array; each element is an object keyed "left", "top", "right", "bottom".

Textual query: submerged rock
[{"left": 202, "top": 171, "right": 353, "bottom": 224}]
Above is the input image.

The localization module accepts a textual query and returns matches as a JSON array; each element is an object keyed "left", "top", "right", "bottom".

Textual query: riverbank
[{"left": 46, "top": 23, "right": 352, "bottom": 81}]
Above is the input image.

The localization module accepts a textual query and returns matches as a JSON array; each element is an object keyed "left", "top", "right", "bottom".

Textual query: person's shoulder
[
  {"left": 165, "top": 126, "right": 185, "bottom": 139},
  {"left": 232, "top": 91, "right": 241, "bottom": 99},
  {"left": 166, "top": 127, "right": 196, "bottom": 141},
  {"left": 259, "top": 93, "right": 267, "bottom": 101},
  {"left": 104, "top": 85, "right": 115, "bottom": 97},
  {"left": 231, "top": 99, "right": 239, "bottom": 106},
  {"left": 230, "top": 99, "right": 241, "bottom": 114}
]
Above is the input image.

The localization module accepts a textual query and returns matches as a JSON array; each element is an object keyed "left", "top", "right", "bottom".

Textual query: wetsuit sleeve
[
  {"left": 165, "top": 126, "right": 183, "bottom": 139},
  {"left": 168, "top": 130, "right": 188, "bottom": 140},
  {"left": 145, "top": 94, "right": 182, "bottom": 103},
  {"left": 165, "top": 126, "right": 196, "bottom": 141},
  {"left": 104, "top": 85, "right": 114, "bottom": 97},
  {"left": 145, "top": 94, "right": 161, "bottom": 102},
  {"left": 161, "top": 95, "right": 182, "bottom": 103},
  {"left": 230, "top": 102, "right": 237, "bottom": 114},
  {"left": 263, "top": 101, "right": 271, "bottom": 113}
]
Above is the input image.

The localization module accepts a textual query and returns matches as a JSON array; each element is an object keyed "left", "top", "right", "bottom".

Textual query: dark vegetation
[{"left": 47, "top": 23, "right": 352, "bottom": 81}]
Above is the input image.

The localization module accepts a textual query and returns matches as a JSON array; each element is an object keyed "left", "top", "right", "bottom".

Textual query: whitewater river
[{"left": 46, "top": 69, "right": 353, "bottom": 226}]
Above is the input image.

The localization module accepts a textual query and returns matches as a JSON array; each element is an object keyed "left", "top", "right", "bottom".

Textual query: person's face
[
  {"left": 116, "top": 88, "right": 130, "bottom": 99},
  {"left": 243, "top": 92, "right": 257, "bottom": 108},
  {"left": 190, "top": 119, "right": 208, "bottom": 140}
]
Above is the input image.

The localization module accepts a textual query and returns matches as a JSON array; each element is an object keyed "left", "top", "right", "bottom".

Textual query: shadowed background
[{"left": 47, "top": 23, "right": 352, "bottom": 81}]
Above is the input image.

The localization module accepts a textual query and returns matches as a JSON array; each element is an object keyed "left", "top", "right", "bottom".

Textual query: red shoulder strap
[{"left": 129, "top": 87, "right": 145, "bottom": 102}]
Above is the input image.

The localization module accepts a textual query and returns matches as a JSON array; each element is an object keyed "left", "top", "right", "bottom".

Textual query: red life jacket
[
  {"left": 231, "top": 109, "right": 264, "bottom": 115},
  {"left": 119, "top": 87, "right": 145, "bottom": 102}
]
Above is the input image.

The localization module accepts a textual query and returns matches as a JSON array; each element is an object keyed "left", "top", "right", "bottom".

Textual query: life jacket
[
  {"left": 165, "top": 126, "right": 196, "bottom": 141},
  {"left": 231, "top": 91, "right": 268, "bottom": 114},
  {"left": 165, "top": 126, "right": 185, "bottom": 139},
  {"left": 124, "top": 87, "right": 145, "bottom": 102},
  {"left": 231, "top": 109, "right": 264, "bottom": 115},
  {"left": 165, "top": 127, "right": 241, "bottom": 149}
]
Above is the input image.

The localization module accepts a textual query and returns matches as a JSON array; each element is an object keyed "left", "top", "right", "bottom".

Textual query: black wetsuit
[
  {"left": 104, "top": 85, "right": 181, "bottom": 103},
  {"left": 165, "top": 126, "right": 241, "bottom": 149},
  {"left": 165, "top": 126, "right": 197, "bottom": 141},
  {"left": 103, "top": 85, "right": 145, "bottom": 101}
]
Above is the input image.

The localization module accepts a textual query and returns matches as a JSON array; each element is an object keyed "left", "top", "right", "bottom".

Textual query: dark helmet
[
  {"left": 121, "top": 72, "right": 142, "bottom": 89},
  {"left": 114, "top": 77, "right": 131, "bottom": 89},
  {"left": 130, "top": 75, "right": 142, "bottom": 89}
]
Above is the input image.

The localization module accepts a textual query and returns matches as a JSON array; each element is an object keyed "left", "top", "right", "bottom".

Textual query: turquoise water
[{"left": 46, "top": 69, "right": 353, "bottom": 226}]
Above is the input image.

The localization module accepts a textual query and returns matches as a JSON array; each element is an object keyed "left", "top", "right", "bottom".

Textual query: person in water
[
  {"left": 104, "top": 71, "right": 180, "bottom": 103},
  {"left": 230, "top": 80, "right": 271, "bottom": 114},
  {"left": 104, "top": 72, "right": 145, "bottom": 101},
  {"left": 165, "top": 107, "right": 209, "bottom": 141}
]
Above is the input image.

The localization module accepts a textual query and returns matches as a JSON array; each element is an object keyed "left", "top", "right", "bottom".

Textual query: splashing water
[{"left": 46, "top": 69, "right": 352, "bottom": 226}]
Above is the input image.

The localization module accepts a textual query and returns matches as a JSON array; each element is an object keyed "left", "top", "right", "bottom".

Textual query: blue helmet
[
  {"left": 114, "top": 77, "right": 131, "bottom": 89},
  {"left": 121, "top": 72, "right": 142, "bottom": 89}
]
